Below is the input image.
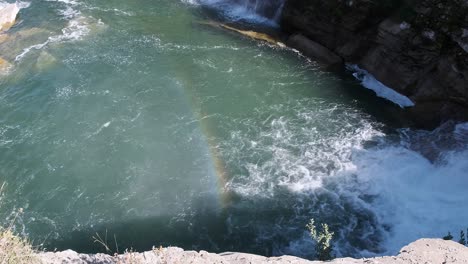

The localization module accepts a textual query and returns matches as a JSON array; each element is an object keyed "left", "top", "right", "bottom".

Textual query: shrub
[
  {"left": 459, "top": 230, "right": 467, "bottom": 246},
  {"left": 443, "top": 232, "right": 454, "bottom": 240},
  {"left": 307, "top": 218, "right": 334, "bottom": 261}
]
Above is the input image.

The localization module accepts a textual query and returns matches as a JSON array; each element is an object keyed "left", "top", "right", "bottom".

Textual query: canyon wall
[{"left": 281, "top": 0, "right": 468, "bottom": 128}]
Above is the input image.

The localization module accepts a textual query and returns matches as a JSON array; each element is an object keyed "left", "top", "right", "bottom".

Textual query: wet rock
[
  {"left": 281, "top": 0, "right": 468, "bottom": 128},
  {"left": 0, "top": 3, "right": 19, "bottom": 32},
  {"left": 287, "top": 34, "right": 343, "bottom": 70}
]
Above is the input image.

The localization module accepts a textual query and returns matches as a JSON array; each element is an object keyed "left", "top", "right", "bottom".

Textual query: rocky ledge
[
  {"left": 0, "top": 3, "right": 19, "bottom": 32},
  {"left": 36, "top": 239, "right": 468, "bottom": 264},
  {"left": 281, "top": 0, "right": 468, "bottom": 128},
  {"left": 0, "top": 3, "right": 19, "bottom": 74}
]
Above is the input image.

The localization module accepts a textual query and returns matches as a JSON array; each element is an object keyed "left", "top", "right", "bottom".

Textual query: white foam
[
  {"left": 454, "top": 122, "right": 468, "bottom": 145},
  {"left": 57, "top": 16, "right": 91, "bottom": 41},
  {"left": 181, "top": 0, "right": 200, "bottom": 5},
  {"left": 0, "top": 1, "right": 29, "bottom": 9},
  {"left": 347, "top": 64, "right": 415, "bottom": 108},
  {"left": 18, "top": 1, "right": 30, "bottom": 9},
  {"left": 45, "top": 0, "right": 79, "bottom": 5},
  {"left": 224, "top": 100, "right": 384, "bottom": 199},
  {"left": 46, "top": 0, "right": 81, "bottom": 19},
  {"left": 0, "top": 1, "right": 30, "bottom": 10},
  {"left": 222, "top": 98, "right": 468, "bottom": 257},
  {"left": 84, "top": 6, "right": 134, "bottom": 16},
  {"left": 15, "top": 41, "right": 49, "bottom": 61},
  {"left": 14, "top": 0, "right": 96, "bottom": 61},
  {"left": 15, "top": 16, "right": 97, "bottom": 61},
  {"left": 196, "top": 0, "right": 279, "bottom": 26},
  {"left": 86, "top": 121, "right": 112, "bottom": 138},
  {"left": 344, "top": 146, "right": 468, "bottom": 255}
]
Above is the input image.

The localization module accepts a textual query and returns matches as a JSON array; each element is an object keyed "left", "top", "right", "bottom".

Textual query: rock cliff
[
  {"left": 36, "top": 239, "right": 468, "bottom": 264},
  {"left": 281, "top": 0, "right": 468, "bottom": 128}
]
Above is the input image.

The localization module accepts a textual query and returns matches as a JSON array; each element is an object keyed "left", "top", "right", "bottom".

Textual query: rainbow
[{"left": 169, "top": 60, "right": 231, "bottom": 208}]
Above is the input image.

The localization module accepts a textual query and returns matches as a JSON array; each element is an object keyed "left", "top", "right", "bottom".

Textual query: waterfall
[
  {"left": 198, "top": 0, "right": 285, "bottom": 24},
  {"left": 233, "top": 0, "right": 285, "bottom": 21}
]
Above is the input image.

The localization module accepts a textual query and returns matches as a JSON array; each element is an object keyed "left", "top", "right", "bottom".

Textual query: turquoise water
[{"left": 1, "top": 0, "right": 467, "bottom": 259}]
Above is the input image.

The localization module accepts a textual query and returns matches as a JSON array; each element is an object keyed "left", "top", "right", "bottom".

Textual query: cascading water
[
  {"left": 197, "top": 0, "right": 286, "bottom": 24},
  {"left": 232, "top": 0, "right": 285, "bottom": 21}
]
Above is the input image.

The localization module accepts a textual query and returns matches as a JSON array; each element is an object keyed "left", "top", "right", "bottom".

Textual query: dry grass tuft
[
  {"left": 0, "top": 183, "right": 41, "bottom": 264},
  {"left": 0, "top": 228, "right": 41, "bottom": 264}
]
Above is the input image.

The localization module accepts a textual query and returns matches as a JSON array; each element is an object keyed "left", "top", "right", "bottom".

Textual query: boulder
[
  {"left": 287, "top": 34, "right": 343, "bottom": 70},
  {"left": 0, "top": 3, "right": 20, "bottom": 32}
]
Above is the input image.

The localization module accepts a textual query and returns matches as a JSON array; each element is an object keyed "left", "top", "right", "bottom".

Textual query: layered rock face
[{"left": 281, "top": 0, "right": 468, "bottom": 127}]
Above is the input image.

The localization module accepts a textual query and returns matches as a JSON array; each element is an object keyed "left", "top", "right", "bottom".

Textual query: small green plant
[
  {"left": 442, "top": 229, "right": 468, "bottom": 247},
  {"left": 459, "top": 230, "right": 467, "bottom": 246},
  {"left": 443, "top": 232, "right": 454, "bottom": 240},
  {"left": 307, "top": 218, "right": 334, "bottom": 261}
]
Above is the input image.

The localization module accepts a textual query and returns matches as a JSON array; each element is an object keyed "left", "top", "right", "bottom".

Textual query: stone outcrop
[
  {"left": 201, "top": 21, "right": 286, "bottom": 47},
  {"left": 0, "top": 3, "right": 20, "bottom": 74},
  {"left": 287, "top": 34, "right": 343, "bottom": 70},
  {"left": 36, "top": 239, "right": 468, "bottom": 264},
  {"left": 0, "top": 3, "right": 19, "bottom": 32},
  {"left": 281, "top": 0, "right": 468, "bottom": 128}
]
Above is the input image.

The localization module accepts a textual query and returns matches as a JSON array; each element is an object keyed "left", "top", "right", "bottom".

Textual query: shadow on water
[{"left": 48, "top": 179, "right": 386, "bottom": 258}]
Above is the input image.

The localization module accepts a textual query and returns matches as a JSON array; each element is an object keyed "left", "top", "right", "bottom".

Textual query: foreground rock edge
[{"left": 36, "top": 239, "right": 468, "bottom": 264}]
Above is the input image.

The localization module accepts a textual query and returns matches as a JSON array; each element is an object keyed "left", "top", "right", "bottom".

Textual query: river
[{"left": 0, "top": 0, "right": 467, "bottom": 259}]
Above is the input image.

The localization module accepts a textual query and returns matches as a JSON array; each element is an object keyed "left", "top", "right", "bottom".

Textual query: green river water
[{"left": 0, "top": 0, "right": 467, "bottom": 259}]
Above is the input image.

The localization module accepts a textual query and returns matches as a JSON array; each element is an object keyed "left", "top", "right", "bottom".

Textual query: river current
[{"left": 0, "top": 0, "right": 467, "bottom": 259}]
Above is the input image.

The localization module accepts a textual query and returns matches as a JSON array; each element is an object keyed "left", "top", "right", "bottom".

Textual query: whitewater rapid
[{"left": 218, "top": 95, "right": 468, "bottom": 257}]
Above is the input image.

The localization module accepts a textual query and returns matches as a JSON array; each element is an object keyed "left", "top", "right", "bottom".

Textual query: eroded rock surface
[{"left": 37, "top": 239, "right": 468, "bottom": 264}]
